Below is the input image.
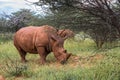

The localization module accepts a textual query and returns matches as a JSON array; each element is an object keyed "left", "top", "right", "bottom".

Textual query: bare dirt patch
[
  {"left": 46, "top": 54, "right": 105, "bottom": 69},
  {"left": 68, "top": 54, "right": 105, "bottom": 68}
]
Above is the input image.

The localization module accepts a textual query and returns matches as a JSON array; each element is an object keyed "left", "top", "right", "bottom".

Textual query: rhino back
[{"left": 14, "top": 27, "right": 49, "bottom": 53}]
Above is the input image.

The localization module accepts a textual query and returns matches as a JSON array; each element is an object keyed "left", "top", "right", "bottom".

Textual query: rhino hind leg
[
  {"left": 15, "top": 46, "right": 27, "bottom": 63},
  {"left": 20, "top": 50, "right": 27, "bottom": 63}
]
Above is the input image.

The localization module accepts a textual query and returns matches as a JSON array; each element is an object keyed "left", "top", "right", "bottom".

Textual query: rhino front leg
[{"left": 37, "top": 47, "right": 47, "bottom": 64}]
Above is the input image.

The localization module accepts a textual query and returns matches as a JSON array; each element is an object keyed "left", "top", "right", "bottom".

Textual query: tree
[
  {"left": 10, "top": 9, "right": 36, "bottom": 31},
  {"left": 0, "top": 16, "right": 9, "bottom": 32},
  {"left": 35, "top": 0, "right": 120, "bottom": 37},
  {"left": 31, "top": 0, "right": 120, "bottom": 48},
  {"left": 3, "top": 9, "right": 41, "bottom": 32}
]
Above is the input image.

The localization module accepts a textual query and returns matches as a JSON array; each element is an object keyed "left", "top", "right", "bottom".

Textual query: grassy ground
[{"left": 0, "top": 34, "right": 120, "bottom": 80}]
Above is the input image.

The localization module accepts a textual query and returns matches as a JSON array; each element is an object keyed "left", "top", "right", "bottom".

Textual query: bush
[
  {"left": 0, "top": 56, "right": 33, "bottom": 78},
  {"left": 0, "top": 32, "right": 13, "bottom": 43}
]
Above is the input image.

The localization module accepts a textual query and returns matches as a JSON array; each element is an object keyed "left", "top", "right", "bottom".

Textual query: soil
[
  {"left": 68, "top": 54, "right": 105, "bottom": 68},
  {"left": 48, "top": 54, "right": 105, "bottom": 68}
]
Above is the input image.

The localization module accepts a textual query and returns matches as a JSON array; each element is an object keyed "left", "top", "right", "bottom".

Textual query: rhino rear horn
[{"left": 59, "top": 29, "right": 65, "bottom": 35}]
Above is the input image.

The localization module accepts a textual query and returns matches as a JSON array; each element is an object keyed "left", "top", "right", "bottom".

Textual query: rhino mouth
[
  {"left": 59, "top": 53, "right": 71, "bottom": 64},
  {"left": 60, "top": 60, "right": 67, "bottom": 64}
]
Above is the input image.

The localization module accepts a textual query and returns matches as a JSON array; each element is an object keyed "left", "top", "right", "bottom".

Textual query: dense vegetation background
[{"left": 0, "top": 0, "right": 120, "bottom": 48}]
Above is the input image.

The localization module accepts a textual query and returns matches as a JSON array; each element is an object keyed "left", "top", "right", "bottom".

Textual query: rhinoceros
[{"left": 14, "top": 25, "right": 71, "bottom": 64}]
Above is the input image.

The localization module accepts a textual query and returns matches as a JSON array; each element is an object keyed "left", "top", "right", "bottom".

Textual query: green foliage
[
  {"left": 0, "top": 41, "right": 33, "bottom": 78},
  {"left": 0, "top": 9, "right": 44, "bottom": 32},
  {"left": 0, "top": 33, "right": 13, "bottom": 43},
  {"left": 93, "top": 55, "right": 120, "bottom": 80},
  {"left": 34, "top": 66, "right": 92, "bottom": 80},
  {"left": 33, "top": 0, "right": 120, "bottom": 48},
  {"left": 0, "top": 56, "right": 33, "bottom": 79},
  {"left": 64, "top": 38, "right": 96, "bottom": 55}
]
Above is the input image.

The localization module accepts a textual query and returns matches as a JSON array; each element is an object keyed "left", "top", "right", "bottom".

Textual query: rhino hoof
[{"left": 21, "top": 60, "right": 28, "bottom": 63}]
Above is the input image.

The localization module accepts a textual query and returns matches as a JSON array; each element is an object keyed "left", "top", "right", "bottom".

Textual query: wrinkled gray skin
[{"left": 14, "top": 25, "right": 71, "bottom": 64}]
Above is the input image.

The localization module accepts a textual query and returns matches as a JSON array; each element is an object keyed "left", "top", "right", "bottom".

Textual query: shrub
[{"left": 0, "top": 56, "right": 33, "bottom": 78}]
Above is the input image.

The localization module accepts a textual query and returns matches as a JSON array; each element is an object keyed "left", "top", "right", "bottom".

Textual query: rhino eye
[{"left": 57, "top": 44, "right": 61, "bottom": 47}]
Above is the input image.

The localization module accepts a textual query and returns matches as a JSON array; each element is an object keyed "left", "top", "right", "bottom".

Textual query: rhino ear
[
  {"left": 58, "top": 29, "right": 65, "bottom": 35},
  {"left": 51, "top": 35, "right": 57, "bottom": 41}
]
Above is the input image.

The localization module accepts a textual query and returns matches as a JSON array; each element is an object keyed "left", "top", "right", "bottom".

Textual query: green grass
[
  {"left": 64, "top": 38, "right": 97, "bottom": 56},
  {"left": 0, "top": 34, "right": 120, "bottom": 80}
]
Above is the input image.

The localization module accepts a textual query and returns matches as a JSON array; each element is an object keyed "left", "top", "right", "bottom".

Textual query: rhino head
[{"left": 51, "top": 35, "right": 71, "bottom": 64}]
